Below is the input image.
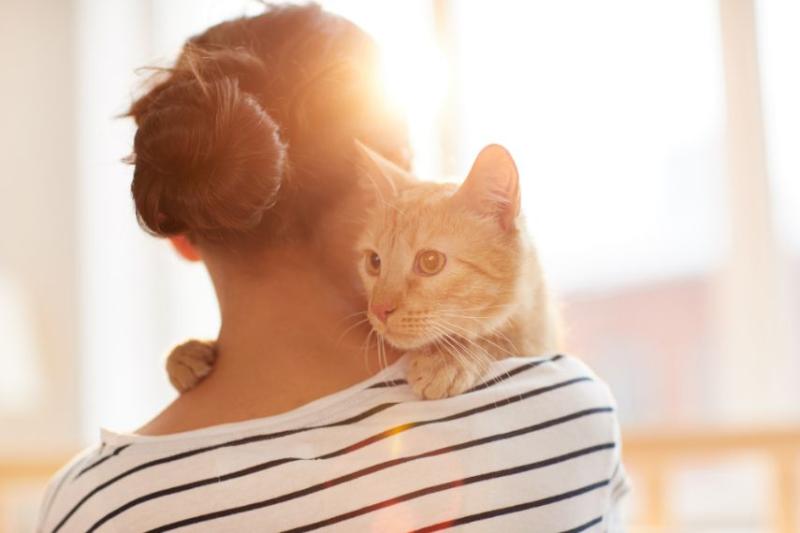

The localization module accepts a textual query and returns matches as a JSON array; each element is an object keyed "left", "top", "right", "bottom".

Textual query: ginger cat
[{"left": 166, "top": 143, "right": 561, "bottom": 399}]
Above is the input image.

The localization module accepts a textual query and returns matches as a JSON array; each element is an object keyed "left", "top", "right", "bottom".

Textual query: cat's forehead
[
  {"left": 364, "top": 182, "right": 459, "bottom": 248},
  {"left": 392, "top": 182, "right": 457, "bottom": 219}
]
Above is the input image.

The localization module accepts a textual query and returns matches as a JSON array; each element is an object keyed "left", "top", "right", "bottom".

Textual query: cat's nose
[{"left": 370, "top": 303, "right": 396, "bottom": 323}]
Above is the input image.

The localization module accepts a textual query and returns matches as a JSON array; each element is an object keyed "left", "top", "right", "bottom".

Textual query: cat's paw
[
  {"left": 407, "top": 350, "right": 482, "bottom": 400},
  {"left": 166, "top": 340, "right": 217, "bottom": 393}
]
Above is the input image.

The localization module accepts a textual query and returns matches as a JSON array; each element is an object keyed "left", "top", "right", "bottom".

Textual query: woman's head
[{"left": 128, "top": 4, "right": 409, "bottom": 253}]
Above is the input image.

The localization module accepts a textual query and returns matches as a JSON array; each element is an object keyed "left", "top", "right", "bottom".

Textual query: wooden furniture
[
  {"left": 623, "top": 428, "right": 800, "bottom": 532},
  {"left": 0, "top": 457, "right": 69, "bottom": 533}
]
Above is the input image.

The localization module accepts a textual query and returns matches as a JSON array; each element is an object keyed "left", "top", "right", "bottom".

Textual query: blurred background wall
[
  {"left": 0, "top": 0, "right": 80, "bottom": 453},
  {"left": 1, "top": 0, "right": 798, "bottom": 531}
]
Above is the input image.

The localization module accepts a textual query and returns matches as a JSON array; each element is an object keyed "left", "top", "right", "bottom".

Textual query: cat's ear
[
  {"left": 454, "top": 144, "right": 520, "bottom": 231},
  {"left": 353, "top": 139, "right": 415, "bottom": 201}
]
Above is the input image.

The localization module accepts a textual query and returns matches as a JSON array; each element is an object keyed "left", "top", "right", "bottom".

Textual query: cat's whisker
[
  {"left": 435, "top": 319, "right": 517, "bottom": 359},
  {"left": 362, "top": 328, "right": 376, "bottom": 373},
  {"left": 439, "top": 330, "right": 464, "bottom": 365},
  {"left": 479, "top": 327, "right": 521, "bottom": 358},
  {"left": 440, "top": 303, "right": 517, "bottom": 314},
  {"left": 335, "top": 317, "right": 371, "bottom": 347},
  {"left": 433, "top": 323, "right": 496, "bottom": 376},
  {"left": 430, "top": 325, "right": 459, "bottom": 357},
  {"left": 439, "top": 330, "right": 476, "bottom": 366},
  {"left": 434, "top": 336, "right": 470, "bottom": 377},
  {"left": 456, "top": 333, "right": 515, "bottom": 386},
  {"left": 334, "top": 311, "right": 370, "bottom": 340},
  {"left": 432, "top": 336, "right": 459, "bottom": 367},
  {"left": 437, "top": 309, "right": 516, "bottom": 324},
  {"left": 437, "top": 315, "right": 521, "bottom": 356},
  {"left": 452, "top": 339, "right": 480, "bottom": 374},
  {"left": 437, "top": 314, "right": 492, "bottom": 320},
  {"left": 376, "top": 333, "right": 388, "bottom": 371},
  {"left": 429, "top": 324, "right": 481, "bottom": 375},
  {"left": 489, "top": 329, "right": 521, "bottom": 356},
  {"left": 335, "top": 309, "right": 368, "bottom": 326},
  {"left": 437, "top": 309, "right": 503, "bottom": 318},
  {"left": 432, "top": 334, "right": 480, "bottom": 391},
  {"left": 375, "top": 332, "right": 383, "bottom": 371},
  {"left": 361, "top": 330, "right": 372, "bottom": 371},
  {"left": 335, "top": 313, "right": 370, "bottom": 337}
]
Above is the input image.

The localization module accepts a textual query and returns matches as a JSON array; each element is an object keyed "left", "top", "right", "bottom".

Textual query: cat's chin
[
  {"left": 380, "top": 332, "right": 430, "bottom": 351},
  {"left": 368, "top": 320, "right": 430, "bottom": 351}
]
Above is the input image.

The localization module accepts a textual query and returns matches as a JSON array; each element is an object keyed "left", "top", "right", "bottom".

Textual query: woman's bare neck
[{"left": 137, "top": 255, "right": 397, "bottom": 436}]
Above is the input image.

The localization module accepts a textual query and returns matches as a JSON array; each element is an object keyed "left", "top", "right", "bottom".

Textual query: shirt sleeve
[
  {"left": 605, "top": 460, "right": 631, "bottom": 531},
  {"left": 36, "top": 446, "right": 98, "bottom": 532}
]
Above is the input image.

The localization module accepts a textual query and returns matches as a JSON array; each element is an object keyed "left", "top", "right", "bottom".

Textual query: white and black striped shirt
[{"left": 38, "top": 354, "right": 629, "bottom": 532}]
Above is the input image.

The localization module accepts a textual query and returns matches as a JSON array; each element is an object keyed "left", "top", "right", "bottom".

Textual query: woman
[{"left": 38, "top": 4, "right": 627, "bottom": 532}]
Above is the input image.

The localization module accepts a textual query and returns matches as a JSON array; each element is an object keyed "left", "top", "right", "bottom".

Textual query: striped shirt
[{"left": 38, "top": 354, "right": 629, "bottom": 532}]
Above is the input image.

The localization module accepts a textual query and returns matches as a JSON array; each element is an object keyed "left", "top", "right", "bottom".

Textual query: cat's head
[{"left": 355, "top": 142, "right": 525, "bottom": 350}]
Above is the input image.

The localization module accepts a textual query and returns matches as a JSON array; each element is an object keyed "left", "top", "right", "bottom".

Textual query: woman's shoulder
[
  {"left": 36, "top": 353, "right": 627, "bottom": 532},
  {"left": 364, "top": 353, "right": 625, "bottom": 494},
  {"left": 473, "top": 353, "right": 622, "bottom": 442},
  {"left": 36, "top": 443, "right": 106, "bottom": 531},
  {"left": 472, "top": 354, "right": 630, "bottom": 520},
  {"left": 490, "top": 352, "right": 613, "bottom": 392},
  {"left": 423, "top": 353, "right": 620, "bottom": 421}
]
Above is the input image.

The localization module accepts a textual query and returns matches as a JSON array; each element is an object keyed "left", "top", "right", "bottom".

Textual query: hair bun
[{"left": 131, "top": 67, "right": 286, "bottom": 239}]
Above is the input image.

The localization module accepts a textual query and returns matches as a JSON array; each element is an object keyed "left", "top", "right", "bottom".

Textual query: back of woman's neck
[
  {"left": 215, "top": 257, "right": 374, "bottom": 369},
  {"left": 137, "top": 262, "right": 397, "bottom": 435}
]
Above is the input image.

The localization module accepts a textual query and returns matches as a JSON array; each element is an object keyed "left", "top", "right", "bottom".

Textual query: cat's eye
[
  {"left": 415, "top": 249, "right": 446, "bottom": 276},
  {"left": 365, "top": 250, "right": 381, "bottom": 276}
]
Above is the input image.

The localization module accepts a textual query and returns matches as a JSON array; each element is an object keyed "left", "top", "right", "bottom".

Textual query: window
[{"left": 74, "top": 0, "right": 798, "bottom": 435}]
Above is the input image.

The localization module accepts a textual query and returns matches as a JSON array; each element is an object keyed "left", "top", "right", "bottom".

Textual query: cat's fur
[
  {"left": 166, "top": 143, "right": 561, "bottom": 399},
  {"left": 354, "top": 143, "right": 561, "bottom": 398}
]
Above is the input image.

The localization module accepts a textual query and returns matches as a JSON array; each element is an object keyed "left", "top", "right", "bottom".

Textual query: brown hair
[{"left": 128, "top": 4, "right": 409, "bottom": 243}]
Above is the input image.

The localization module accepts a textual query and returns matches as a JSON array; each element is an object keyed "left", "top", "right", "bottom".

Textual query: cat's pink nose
[{"left": 370, "top": 303, "right": 396, "bottom": 323}]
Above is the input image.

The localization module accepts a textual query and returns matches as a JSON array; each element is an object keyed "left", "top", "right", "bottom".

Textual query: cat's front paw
[
  {"left": 166, "top": 340, "right": 217, "bottom": 393},
  {"left": 407, "top": 350, "right": 482, "bottom": 400}
]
